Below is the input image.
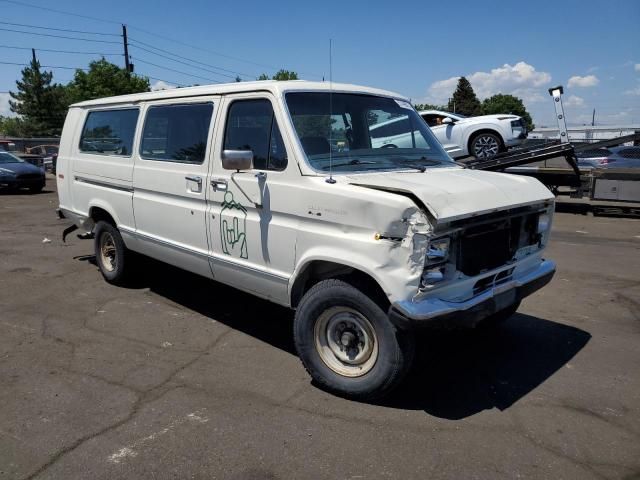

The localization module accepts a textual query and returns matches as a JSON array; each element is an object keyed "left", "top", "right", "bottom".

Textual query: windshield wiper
[
  {"left": 321, "top": 159, "right": 377, "bottom": 170},
  {"left": 388, "top": 156, "right": 442, "bottom": 172}
]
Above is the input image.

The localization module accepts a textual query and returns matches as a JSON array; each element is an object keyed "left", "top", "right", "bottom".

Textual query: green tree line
[
  {"left": 414, "top": 76, "right": 535, "bottom": 130},
  {"left": 1, "top": 59, "right": 300, "bottom": 137}
]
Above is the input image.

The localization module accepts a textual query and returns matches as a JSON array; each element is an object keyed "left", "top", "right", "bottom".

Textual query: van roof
[{"left": 70, "top": 80, "right": 408, "bottom": 108}]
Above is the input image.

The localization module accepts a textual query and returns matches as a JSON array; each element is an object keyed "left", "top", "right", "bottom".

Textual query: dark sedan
[
  {"left": 577, "top": 145, "right": 640, "bottom": 169},
  {"left": 0, "top": 151, "right": 46, "bottom": 193}
]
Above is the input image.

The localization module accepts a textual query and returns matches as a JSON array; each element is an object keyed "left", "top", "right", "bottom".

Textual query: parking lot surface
[{"left": 1, "top": 177, "right": 639, "bottom": 479}]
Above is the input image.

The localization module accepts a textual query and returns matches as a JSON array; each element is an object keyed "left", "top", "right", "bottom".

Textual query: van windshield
[{"left": 285, "top": 92, "right": 454, "bottom": 173}]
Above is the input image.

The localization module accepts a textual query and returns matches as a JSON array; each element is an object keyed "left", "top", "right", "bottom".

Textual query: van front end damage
[
  {"left": 389, "top": 258, "right": 555, "bottom": 329},
  {"left": 385, "top": 202, "right": 556, "bottom": 330}
]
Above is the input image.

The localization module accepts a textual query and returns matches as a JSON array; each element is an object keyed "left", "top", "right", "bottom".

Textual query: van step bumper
[{"left": 389, "top": 260, "right": 556, "bottom": 329}]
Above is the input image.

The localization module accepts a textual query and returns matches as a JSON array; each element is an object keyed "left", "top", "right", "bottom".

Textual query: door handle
[
  {"left": 185, "top": 175, "right": 202, "bottom": 185},
  {"left": 210, "top": 178, "right": 228, "bottom": 192}
]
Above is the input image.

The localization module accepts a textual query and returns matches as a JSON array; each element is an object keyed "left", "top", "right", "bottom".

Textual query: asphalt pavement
[{"left": 1, "top": 176, "right": 639, "bottom": 479}]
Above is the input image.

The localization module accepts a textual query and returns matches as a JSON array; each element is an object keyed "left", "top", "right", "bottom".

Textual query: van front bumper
[{"left": 389, "top": 259, "right": 555, "bottom": 329}]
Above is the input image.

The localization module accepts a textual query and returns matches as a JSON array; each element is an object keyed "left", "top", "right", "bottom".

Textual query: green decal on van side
[{"left": 220, "top": 191, "right": 248, "bottom": 259}]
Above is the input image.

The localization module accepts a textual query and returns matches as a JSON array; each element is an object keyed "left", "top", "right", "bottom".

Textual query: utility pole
[
  {"left": 31, "top": 48, "right": 37, "bottom": 64},
  {"left": 592, "top": 109, "right": 596, "bottom": 126},
  {"left": 122, "top": 24, "right": 131, "bottom": 73}
]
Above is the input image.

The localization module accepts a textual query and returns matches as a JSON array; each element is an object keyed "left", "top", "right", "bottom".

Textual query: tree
[
  {"left": 257, "top": 70, "right": 299, "bottom": 81},
  {"left": 8, "top": 57, "right": 68, "bottom": 136},
  {"left": 447, "top": 77, "right": 482, "bottom": 116},
  {"left": 482, "top": 94, "right": 535, "bottom": 131},
  {"left": 0, "top": 116, "right": 27, "bottom": 136},
  {"left": 413, "top": 103, "right": 447, "bottom": 111},
  {"left": 65, "top": 59, "right": 150, "bottom": 104},
  {"left": 271, "top": 69, "right": 298, "bottom": 81}
]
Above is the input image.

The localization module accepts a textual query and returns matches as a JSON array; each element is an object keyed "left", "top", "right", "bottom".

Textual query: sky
[{"left": 0, "top": 0, "right": 639, "bottom": 127}]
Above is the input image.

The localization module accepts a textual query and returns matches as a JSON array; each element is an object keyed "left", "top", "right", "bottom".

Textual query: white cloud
[
  {"left": 425, "top": 76, "right": 460, "bottom": 105},
  {"left": 564, "top": 95, "right": 585, "bottom": 107},
  {"left": 0, "top": 93, "right": 15, "bottom": 117},
  {"left": 624, "top": 85, "right": 640, "bottom": 96},
  {"left": 635, "top": 64, "right": 640, "bottom": 72},
  {"left": 567, "top": 75, "right": 599, "bottom": 88},
  {"left": 425, "top": 61, "right": 552, "bottom": 105},
  {"left": 150, "top": 80, "right": 176, "bottom": 91}
]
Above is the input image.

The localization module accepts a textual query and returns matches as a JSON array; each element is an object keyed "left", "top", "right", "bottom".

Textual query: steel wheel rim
[
  {"left": 100, "top": 232, "right": 117, "bottom": 272},
  {"left": 314, "top": 306, "right": 378, "bottom": 377},
  {"left": 474, "top": 135, "right": 499, "bottom": 159}
]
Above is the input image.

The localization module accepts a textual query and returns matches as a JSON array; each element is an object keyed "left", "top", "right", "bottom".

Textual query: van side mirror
[
  {"left": 222, "top": 150, "right": 253, "bottom": 171},
  {"left": 441, "top": 117, "right": 454, "bottom": 125}
]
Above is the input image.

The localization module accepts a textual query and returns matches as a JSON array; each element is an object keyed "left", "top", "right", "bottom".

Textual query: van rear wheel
[
  {"left": 94, "top": 220, "right": 128, "bottom": 285},
  {"left": 294, "top": 279, "right": 414, "bottom": 400}
]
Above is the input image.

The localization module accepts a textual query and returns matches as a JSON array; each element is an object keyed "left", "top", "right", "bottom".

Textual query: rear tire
[
  {"left": 94, "top": 220, "right": 128, "bottom": 285},
  {"left": 29, "top": 184, "right": 43, "bottom": 194},
  {"left": 470, "top": 132, "right": 503, "bottom": 159},
  {"left": 294, "top": 279, "right": 414, "bottom": 400}
]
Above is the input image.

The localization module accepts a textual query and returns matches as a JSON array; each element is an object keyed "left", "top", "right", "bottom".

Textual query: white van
[{"left": 57, "top": 80, "right": 556, "bottom": 399}]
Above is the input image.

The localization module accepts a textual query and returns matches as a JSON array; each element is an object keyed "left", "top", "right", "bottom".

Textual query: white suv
[
  {"left": 419, "top": 110, "right": 528, "bottom": 159},
  {"left": 57, "top": 81, "right": 554, "bottom": 399}
]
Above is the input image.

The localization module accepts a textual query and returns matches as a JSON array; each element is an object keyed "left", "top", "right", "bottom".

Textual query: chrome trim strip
[
  {"left": 74, "top": 176, "right": 133, "bottom": 193},
  {"left": 123, "top": 228, "right": 289, "bottom": 282},
  {"left": 209, "top": 254, "right": 289, "bottom": 282},
  {"left": 121, "top": 227, "right": 209, "bottom": 260},
  {"left": 394, "top": 259, "right": 556, "bottom": 321}
]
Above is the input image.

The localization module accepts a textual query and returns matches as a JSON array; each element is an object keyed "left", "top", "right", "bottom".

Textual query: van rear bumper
[{"left": 389, "top": 259, "right": 555, "bottom": 329}]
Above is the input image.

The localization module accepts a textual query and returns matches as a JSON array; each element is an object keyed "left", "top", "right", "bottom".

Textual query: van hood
[{"left": 347, "top": 167, "right": 553, "bottom": 223}]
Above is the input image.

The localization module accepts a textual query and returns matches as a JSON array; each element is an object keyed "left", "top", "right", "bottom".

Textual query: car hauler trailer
[{"left": 463, "top": 86, "right": 640, "bottom": 216}]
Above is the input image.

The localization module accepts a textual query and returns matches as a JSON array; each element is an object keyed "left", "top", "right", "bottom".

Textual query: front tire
[
  {"left": 94, "top": 220, "right": 129, "bottom": 285},
  {"left": 294, "top": 279, "right": 414, "bottom": 400},
  {"left": 470, "top": 132, "right": 503, "bottom": 159}
]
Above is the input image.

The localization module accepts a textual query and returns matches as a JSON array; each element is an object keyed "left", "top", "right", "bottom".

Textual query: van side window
[
  {"left": 140, "top": 103, "right": 213, "bottom": 164},
  {"left": 79, "top": 109, "right": 139, "bottom": 156},
  {"left": 223, "top": 99, "right": 287, "bottom": 171}
]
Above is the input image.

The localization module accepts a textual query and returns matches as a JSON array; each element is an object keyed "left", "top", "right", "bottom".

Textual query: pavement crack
[{"left": 20, "top": 328, "right": 234, "bottom": 480}]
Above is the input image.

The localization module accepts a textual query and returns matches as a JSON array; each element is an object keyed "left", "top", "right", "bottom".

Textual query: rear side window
[
  {"left": 223, "top": 99, "right": 287, "bottom": 171},
  {"left": 140, "top": 103, "right": 213, "bottom": 164},
  {"left": 80, "top": 109, "right": 139, "bottom": 156}
]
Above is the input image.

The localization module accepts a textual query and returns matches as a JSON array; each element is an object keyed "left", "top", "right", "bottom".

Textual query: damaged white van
[{"left": 57, "top": 81, "right": 556, "bottom": 399}]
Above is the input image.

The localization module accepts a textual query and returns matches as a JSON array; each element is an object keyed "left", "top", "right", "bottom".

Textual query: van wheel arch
[
  {"left": 89, "top": 206, "right": 117, "bottom": 230},
  {"left": 290, "top": 261, "right": 389, "bottom": 311}
]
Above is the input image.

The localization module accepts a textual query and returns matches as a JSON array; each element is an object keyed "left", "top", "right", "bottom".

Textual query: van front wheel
[
  {"left": 94, "top": 220, "right": 128, "bottom": 285},
  {"left": 294, "top": 279, "right": 414, "bottom": 400}
]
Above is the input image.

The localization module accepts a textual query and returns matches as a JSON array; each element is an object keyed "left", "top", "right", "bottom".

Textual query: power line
[
  {"left": 0, "top": 60, "right": 86, "bottom": 70},
  {"left": 0, "top": 27, "right": 121, "bottom": 44},
  {"left": 131, "top": 57, "right": 220, "bottom": 84},
  {"left": 0, "top": 44, "right": 122, "bottom": 56},
  {"left": 0, "top": 0, "right": 121, "bottom": 25},
  {"left": 128, "top": 25, "right": 318, "bottom": 77},
  {"left": 0, "top": 0, "right": 320, "bottom": 79},
  {"left": 129, "top": 42, "right": 242, "bottom": 80},
  {"left": 0, "top": 20, "right": 119, "bottom": 36},
  {"left": 129, "top": 38, "right": 255, "bottom": 79}
]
